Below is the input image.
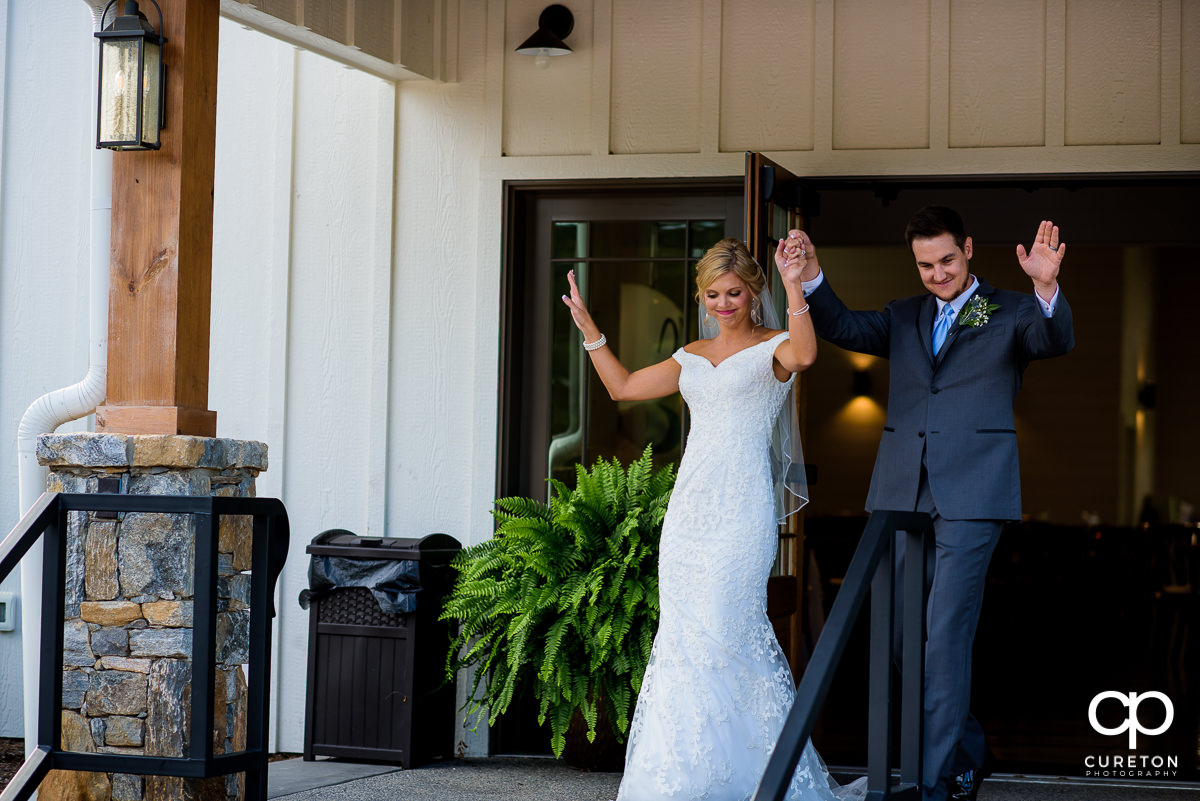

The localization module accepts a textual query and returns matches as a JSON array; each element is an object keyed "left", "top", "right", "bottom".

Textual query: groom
[{"left": 782, "top": 207, "right": 1074, "bottom": 801}]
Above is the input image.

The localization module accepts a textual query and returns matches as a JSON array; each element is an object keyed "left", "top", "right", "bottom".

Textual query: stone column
[{"left": 36, "top": 433, "right": 267, "bottom": 801}]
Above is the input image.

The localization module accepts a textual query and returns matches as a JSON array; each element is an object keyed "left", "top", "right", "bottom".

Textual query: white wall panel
[
  {"left": 0, "top": 0, "right": 13, "bottom": 739},
  {"left": 949, "top": 0, "right": 1045, "bottom": 148},
  {"left": 1182, "top": 0, "right": 1200, "bottom": 143},
  {"left": 211, "top": 22, "right": 292, "bottom": 467},
  {"left": 719, "top": 0, "right": 815, "bottom": 152},
  {"left": 389, "top": 0, "right": 494, "bottom": 757},
  {"left": 503, "top": 0, "right": 594, "bottom": 156},
  {"left": 389, "top": 6, "right": 489, "bottom": 548},
  {"left": 274, "top": 49, "right": 394, "bottom": 752},
  {"left": 609, "top": 0, "right": 702, "bottom": 154},
  {"left": 303, "top": 0, "right": 350, "bottom": 44},
  {"left": 210, "top": 19, "right": 297, "bottom": 753},
  {"left": 399, "top": 0, "right": 439, "bottom": 77},
  {"left": 0, "top": 0, "right": 95, "bottom": 737},
  {"left": 1065, "top": 0, "right": 1162, "bottom": 145},
  {"left": 210, "top": 22, "right": 395, "bottom": 753},
  {"left": 833, "top": 0, "right": 931, "bottom": 150},
  {"left": 284, "top": 54, "right": 386, "bottom": 533},
  {"left": 253, "top": 0, "right": 302, "bottom": 25},
  {"left": 353, "top": 0, "right": 396, "bottom": 62}
]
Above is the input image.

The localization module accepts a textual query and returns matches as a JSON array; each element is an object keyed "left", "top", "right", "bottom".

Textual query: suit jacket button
[
  {"left": 918, "top": 431, "right": 925, "bottom": 438},
  {"left": 931, "top": 386, "right": 940, "bottom": 394}
]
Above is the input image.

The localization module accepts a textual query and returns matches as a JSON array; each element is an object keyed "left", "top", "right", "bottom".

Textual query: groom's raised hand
[{"left": 1016, "top": 220, "right": 1064, "bottom": 302}]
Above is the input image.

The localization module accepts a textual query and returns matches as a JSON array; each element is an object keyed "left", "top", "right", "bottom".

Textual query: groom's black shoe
[{"left": 951, "top": 751, "right": 994, "bottom": 801}]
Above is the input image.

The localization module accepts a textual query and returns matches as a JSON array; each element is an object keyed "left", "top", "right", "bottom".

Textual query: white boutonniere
[{"left": 957, "top": 295, "right": 1001, "bottom": 328}]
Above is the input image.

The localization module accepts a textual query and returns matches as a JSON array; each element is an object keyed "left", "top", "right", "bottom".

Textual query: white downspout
[{"left": 16, "top": 0, "right": 111, "bottom": 758}]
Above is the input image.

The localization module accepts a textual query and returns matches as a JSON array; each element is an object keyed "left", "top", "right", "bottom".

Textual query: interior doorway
[
  {"left": 784, "top": 174, "right": 1200, "bottom": 782},
  {"left": 497, "top": 173, "right": 1200, "bottom": 779}
]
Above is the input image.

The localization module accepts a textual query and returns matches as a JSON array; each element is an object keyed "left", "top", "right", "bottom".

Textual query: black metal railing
[
  {"left": 754, "top": 510, "right": 933, "bottom": 801},
  {"left": 0, "top": 492, "right": 290, "bottom": 801}
]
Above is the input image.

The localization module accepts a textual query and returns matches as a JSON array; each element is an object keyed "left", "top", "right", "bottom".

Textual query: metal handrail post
[
  {"left": 754, "top": 512, "right": 891, "bottom": 801},
  {"left": 900, "top": 527, "right": 926, "bottom": 791},
  {"left": 0, "top": 492, "right": 58, "bottom": 581},
  {"left": 191, "top": 511, "right": 219, "bottom": 767},
  {"left": 0, "top": 493, "right": 290, "bottom": 801},
  {"left": 39, "top": 503, "right": 69, "bottom": 771},
  {"left": 244, "top": 509, "right": 283, "bottom": 799},
  {"left": 753, "top": 511, "right": 933, "bottom": 801},
  {"left": 0, "top": 748, "right": 51, "bottom": 801},
  {"left": 867, "top": 534, "right": 895, "bottom": 799}
]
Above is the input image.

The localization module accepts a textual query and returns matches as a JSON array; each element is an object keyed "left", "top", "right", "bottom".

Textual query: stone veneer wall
[{"left": 36, "top": 433, "right": 268, "bottom": 801}]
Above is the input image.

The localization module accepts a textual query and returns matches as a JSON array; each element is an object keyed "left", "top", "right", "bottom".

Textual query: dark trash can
[{"left": 300, "top": 529, "right": 461, "bottom": 767}]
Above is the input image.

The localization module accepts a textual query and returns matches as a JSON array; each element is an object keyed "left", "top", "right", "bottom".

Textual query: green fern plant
[{"left": 441, "top": 445, "right": 675, "bottom": 758}]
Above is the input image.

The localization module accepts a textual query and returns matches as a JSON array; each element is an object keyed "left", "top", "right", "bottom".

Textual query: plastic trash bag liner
[{"left": 299, "top": 555, "right": 421, "bottom": 614}]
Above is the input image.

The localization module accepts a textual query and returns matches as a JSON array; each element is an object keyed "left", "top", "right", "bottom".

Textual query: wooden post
[{"left": 96, "top": 0, "right": 219, "bottom": 437}]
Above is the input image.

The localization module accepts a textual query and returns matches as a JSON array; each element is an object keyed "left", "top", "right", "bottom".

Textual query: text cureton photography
[{"left": 1084, "top": 691, "right": 1180, "bottom": 779}]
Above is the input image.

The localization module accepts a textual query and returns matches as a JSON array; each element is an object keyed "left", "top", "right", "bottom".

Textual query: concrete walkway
[
  {"left": 268, "top": 757, "right": 617, "bottom": 801},
  {"left": 267, "top": 757, "right": 1200, "bottom": 800}
]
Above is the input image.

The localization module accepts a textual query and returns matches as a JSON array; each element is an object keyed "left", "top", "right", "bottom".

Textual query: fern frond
[
  {"left": 625, "top": 445, "right": 652, "bottom": 499},
  {"left": 494, "top": 495, "right": 553, "bottom": 521},
  {"left": 443, "top": 446, "right": 673, "bottom": 755}
]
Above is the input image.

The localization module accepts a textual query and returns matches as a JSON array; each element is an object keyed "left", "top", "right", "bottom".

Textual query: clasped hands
[{"left": 774, "top": 230, "right": 820, "bottom": 286}]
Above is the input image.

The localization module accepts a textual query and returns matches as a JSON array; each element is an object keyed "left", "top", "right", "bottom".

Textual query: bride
[{"left": 562, "top": 234, "right": 862, "bottom": 801}]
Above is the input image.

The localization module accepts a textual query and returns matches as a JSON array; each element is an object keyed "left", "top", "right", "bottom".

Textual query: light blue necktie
[{"left": 932, "top": 305, "right": 952, "bottom": 355}]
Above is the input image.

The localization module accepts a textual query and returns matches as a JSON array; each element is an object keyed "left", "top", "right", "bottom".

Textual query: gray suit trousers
[{"left": 894, "top": 461, "right": 1002, "bottom": 801}]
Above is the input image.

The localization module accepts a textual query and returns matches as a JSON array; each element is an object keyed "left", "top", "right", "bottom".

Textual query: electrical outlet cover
[{"left": 0, "top": 591, "right": 16, "bottom": 631}]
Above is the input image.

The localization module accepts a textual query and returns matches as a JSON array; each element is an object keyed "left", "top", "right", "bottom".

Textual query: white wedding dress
[{"left": 616, "top": 332, "right": 863, "bottom": 801}]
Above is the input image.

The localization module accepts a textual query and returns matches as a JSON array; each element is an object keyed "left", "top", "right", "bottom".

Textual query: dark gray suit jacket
[{"left": 809, "top": 276, "right": 1075, "bottom": 521}]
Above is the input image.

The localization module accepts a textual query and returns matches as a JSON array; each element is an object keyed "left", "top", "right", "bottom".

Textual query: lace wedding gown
[{"left": 616, "top": 331, "right": 863, "bottom": 801}]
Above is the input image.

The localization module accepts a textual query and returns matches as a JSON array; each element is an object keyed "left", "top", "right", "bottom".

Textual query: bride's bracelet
[
  {"left": 583, "top": 333, "right": 607, "bottom": 351},
  {"left": 788, "top": 304, "right": 810, "bottom": 316}
]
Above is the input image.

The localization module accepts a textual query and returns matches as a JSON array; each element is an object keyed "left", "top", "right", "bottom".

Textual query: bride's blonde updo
[{"left": 694, "top": 238, "right": 765, "bottom": 301}]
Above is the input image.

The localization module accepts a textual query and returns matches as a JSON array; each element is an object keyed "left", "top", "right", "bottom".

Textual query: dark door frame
[{"left": 497, "top": 177, "right": 744, "bottom": 503}]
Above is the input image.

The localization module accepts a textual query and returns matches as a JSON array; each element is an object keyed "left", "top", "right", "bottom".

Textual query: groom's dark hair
[{"left": 905, "top": 206, "right": 967, "bottom": 251}]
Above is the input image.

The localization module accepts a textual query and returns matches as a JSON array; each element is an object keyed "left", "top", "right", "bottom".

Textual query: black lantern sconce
[
  {"left": 515, "top": 4, "right": 574, "bottom": 68},
  {"left": 95, "top": 0, "right": 167, "bottom": 150}
]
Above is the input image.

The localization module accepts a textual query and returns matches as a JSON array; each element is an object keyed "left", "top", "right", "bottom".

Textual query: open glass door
[
  {"left": 518, "top": 192, "right": 742, "bottom": 497},
  {"left": 744, "top": 152, "right": 819, "bottom": 676},
  {"left": 496, "top": 182, "right": 742, "bottom": 754}
]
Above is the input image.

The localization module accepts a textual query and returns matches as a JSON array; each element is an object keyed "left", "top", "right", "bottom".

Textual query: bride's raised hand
[
  {"left": 775, "top": 230, "right": 819, "bottom": 286},
  {"left": 561, "top": 269, "right": 602, "bottom": 340}
]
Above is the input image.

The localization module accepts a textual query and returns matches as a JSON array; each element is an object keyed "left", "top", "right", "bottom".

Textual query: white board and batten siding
[
  {"left": 210, "top": 22, "right": 398, "bottom": 750},
  {"left": 0, "top": 0, "right": 96, "bottom": 737},
  {"left": 409, "top": 0, "right": 1200, "bottom": 756}
]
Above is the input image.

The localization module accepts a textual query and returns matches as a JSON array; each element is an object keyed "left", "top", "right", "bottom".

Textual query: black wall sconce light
[
  {"left": 852, "top": 369, "right": 872, "bottom": 397},
  {"left": 516, "top": 4, "right": 574, "bottom": 68},
  {"left": 96, "top": 0, "right": 167, "bottom": 150}
]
